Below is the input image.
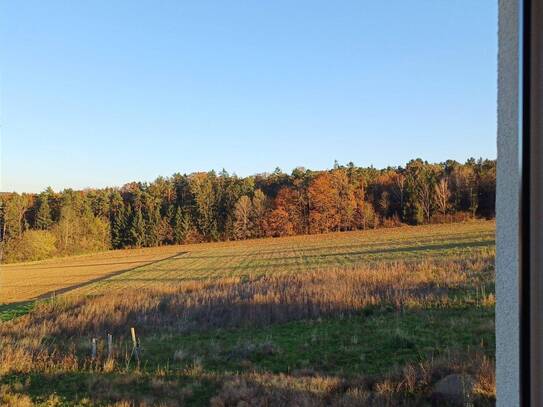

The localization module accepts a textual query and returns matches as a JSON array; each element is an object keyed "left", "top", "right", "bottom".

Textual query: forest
[{"left": 0, "top": 158, "right": 495, "bottom": 263}]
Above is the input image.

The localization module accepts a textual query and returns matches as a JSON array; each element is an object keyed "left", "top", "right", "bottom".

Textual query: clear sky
[{"left": 0, "top": 1, "right": 497, "bottom": 193}]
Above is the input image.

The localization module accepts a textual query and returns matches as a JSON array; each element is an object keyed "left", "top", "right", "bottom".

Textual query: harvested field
[
  {"left": 0, "top": 246, "right": 185, "bottom": 304},
  {"left": 77, "top": 221, "right": 494, "bottom": 294}
]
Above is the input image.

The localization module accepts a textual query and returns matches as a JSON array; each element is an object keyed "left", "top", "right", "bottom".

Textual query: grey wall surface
[{"left": 496, "top": 1, "right": 520, "bottom": 406}]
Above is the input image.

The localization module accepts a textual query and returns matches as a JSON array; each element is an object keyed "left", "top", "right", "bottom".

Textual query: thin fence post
[
  {"left": 130, "top": 327, "right": 140, "bottom": 365},
  {"left": 107, "top": 333, "right": 113, "bottom": 359},
  {"left": 91, "top": 338, "right": 97, "bottom": 359}
]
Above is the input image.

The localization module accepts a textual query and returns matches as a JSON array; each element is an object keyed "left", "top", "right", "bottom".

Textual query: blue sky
[{"left": 1, "top": 1, "right": 497, "bottom": 193}]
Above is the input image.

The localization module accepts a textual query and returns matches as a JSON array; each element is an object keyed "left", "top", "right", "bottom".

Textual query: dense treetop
[{"left": 0, "top": 158, "right": 495, "bottom": 263}]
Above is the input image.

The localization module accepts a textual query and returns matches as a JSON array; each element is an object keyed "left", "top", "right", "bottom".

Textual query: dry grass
[
  {"left": 0, "top": 355, "right": 495, "bottom": 407},
  {"left": 210, "top": 352, "right": 495, "bottom": 407},
  {"left": 0, "top": 253, "right": 494, "bottom": 375}
]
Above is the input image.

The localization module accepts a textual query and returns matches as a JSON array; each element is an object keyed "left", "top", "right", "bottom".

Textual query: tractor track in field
[
  {"left": 0, "top": 252, "right": 188, "bottom": 322},
  {"left": 39, "top": 251, "right": 188, "bottom": 299}
]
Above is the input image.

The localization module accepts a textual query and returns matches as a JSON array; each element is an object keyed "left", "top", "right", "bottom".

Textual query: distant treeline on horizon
[{"left": 0, "top": 158, "right": 496, "bottom": 263}]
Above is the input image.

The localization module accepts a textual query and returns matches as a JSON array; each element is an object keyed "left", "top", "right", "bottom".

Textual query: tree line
[{"left": 0, "top": 158, "right": 495, "bottom": 263}]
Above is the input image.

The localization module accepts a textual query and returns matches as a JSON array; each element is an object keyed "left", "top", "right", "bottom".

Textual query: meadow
[{"left": 0, "top": 221, "right": 496, "bottom": 406}]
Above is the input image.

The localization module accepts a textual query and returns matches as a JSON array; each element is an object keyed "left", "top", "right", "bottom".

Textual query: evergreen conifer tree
[
  {"left": 35, "top": 193, "right": 53, "bottom": 230},
  {"left": 110, "top": 192, "right": 128, "bottom": 249},
  {"left": 145, "top": 204, "right": 161, "bottom": 247},
  {"left": 173, "top": 205, "right": 191, "bottom": 244},
  {"left": 129, "top": 206, "right": 145, "bottom": 247}
]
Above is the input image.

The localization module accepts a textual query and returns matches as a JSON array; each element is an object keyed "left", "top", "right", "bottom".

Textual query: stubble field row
[{"left": 76, "top": 221, "right": 494, "bottom": 295}]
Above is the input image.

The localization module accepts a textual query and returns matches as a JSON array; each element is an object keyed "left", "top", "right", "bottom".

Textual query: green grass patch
[
  {"left": 0, "top": 301, "right": 35, "bottom": 322},
  {"left": 143, "top": 305, "right": 495, "bottom": 377}
]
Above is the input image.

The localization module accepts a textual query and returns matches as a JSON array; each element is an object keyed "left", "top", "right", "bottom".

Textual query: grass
[
  {"left": 0, "top": 220, "right": 496, "bottom": 406},
  {"left": 144, "top": 306, "right": 495, "bottom": 377},
  {"left": 0, "top": 302, "right": 35, "bottom": 322},
  {"left": 0, "top": 246, "right": 185, "bottom": 304}
]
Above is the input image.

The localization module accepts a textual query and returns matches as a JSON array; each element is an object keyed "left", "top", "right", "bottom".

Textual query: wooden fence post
[
  {"left": 107, "top": 333, "right": 113, "bottom": 359},
  {"left": 91, "top": 338, "right": 97, "bottom": 359},
  {"left": 130, "top": 327, "right": 140, "bottom": 364}
]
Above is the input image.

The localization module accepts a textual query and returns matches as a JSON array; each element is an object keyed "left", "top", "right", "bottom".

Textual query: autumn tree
[
  {"left": 404, "top": 159, "right": 438, "bottom": 224},
  {"left": 0, "top": 157, "right": 497, "bottom": 262},
  {"left": 434, "top": 178, "right": 451, "bottom": 215},
  {"left": 352, "top": 175, "right": 377, "bottom": 229},
  {"left": 0, "top": 194, "right": 32, "bottom": 261},
  {"left": 251, "top": 189, "right": 268, "bottom": 238},
  {"left": 53, "top": 194, "right": 109, "bottom": 255},
  {"left": 378, "top": 191, "right": 391, "bottom": 218},
  {"left": 264, "top": 208, "right": 294, "bottom": 237},
  {"left": 234, "top": 195, "right": 253, "bottom": 240},
  {"left": 1, "top": 193, "right": 30, "bottom": 243},
  {"left": 4, "top": 230, "right": 57, "bottom": 262},
  {"left": 331, "top": 169, "right": 356, "bottom": 231},
  {"left": 308, "top": 173, "right": 339, "bottom": 233},
  {"left": 391, "top": 172, "right": 406, "bottom": 220},
  {"left": 274, "top": 187, "right": 305, "bottom": 234}
]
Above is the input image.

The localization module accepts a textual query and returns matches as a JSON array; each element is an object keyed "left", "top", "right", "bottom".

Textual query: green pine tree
[
  {"left": 129, "top": 206, "right": 145, "bottom": 248},
  {"left": 145, "top": 204, "right": 161, "bottom": 247},
  {"left": 173, "top": 206, "right": 192, "bottom": 244},
  {"left": 110, "top": 192, "right": 128, "bottom": 249},
  {"left": 35, "top": 194, "right": 53, "bottom": 230}
]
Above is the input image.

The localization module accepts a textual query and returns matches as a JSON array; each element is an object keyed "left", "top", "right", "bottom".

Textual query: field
[
  {"left": 0, "top": 221, "right": 496, "bottom": 406},
  {"left": 0, "top": 246, "right": 186, "bottom": 305}
]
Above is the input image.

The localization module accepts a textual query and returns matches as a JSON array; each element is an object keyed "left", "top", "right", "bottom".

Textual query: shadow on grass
[
  {"left": 0, "top": 307, "right": 496, "bottom": 406},
  {"left": 0, "top": 370, "right": 217, "bottom": 407},
  {"left": 183, "top": 239, "right": 494, "bottom": 262},
  {"left": 183, "top": 230, "right": 496, "bottom": 259}
]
